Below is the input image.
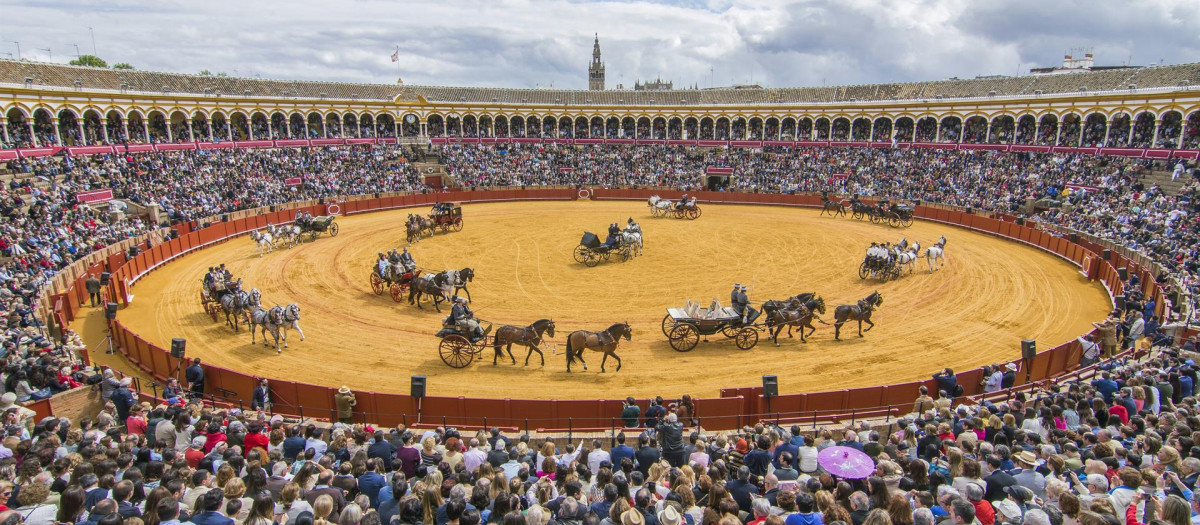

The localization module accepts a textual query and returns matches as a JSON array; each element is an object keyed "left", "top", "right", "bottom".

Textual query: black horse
[
  {"left": 767, "top": 297, "right": 827, "bottom": 345},
  {"left": 819, "top": 192, "right": 846, "bottom": 217},
  {"left": 408, "top": 272, "right": 451, "bottom": 312},
  {"left": 833, "top": 291, "right": 883, "bottom": 340}
]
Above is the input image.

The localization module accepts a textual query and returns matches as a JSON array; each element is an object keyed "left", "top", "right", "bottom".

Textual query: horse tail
[{"left": 565, "top": 333, "right": 575, "bottom": 365}]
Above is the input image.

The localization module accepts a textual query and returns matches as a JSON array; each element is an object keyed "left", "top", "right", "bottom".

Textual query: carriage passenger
[
  {"left": 604, "top": 223, "right": 621, "bottom": 248},
  {"left": 376, "top": 253, "right": 390, "bottom": 277},
  {"left": 449, "top": 296, "right": 484, "bottom": 341},
  {"left": 398, "top": 247, "right": 416, "bottom": 273},
  {"left": 676, "top": 193, "right": 689, "bottom": 210}
]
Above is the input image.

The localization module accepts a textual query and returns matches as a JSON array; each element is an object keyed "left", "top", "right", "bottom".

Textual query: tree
[
  {"left": 69, "top": 54, "right": 107, "bottom": 68},
  {"left": 199, "top": 69, "right": 212, "bottom": 76},
  {"left": 112, "top": 62, "right": 134, "bottom": 70}
]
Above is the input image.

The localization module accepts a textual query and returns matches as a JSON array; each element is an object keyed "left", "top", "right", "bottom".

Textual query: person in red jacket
[
  {"left": 243, "top": 421, "right": 270, "bottom": 456},
  {"left": 965, "top": 483, "right": 994, "bottom": 525}
]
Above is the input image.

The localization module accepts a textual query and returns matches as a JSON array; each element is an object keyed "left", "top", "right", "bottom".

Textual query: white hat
[{"left": 1005, "top": 363, "right": 1017, "bottom": 371}]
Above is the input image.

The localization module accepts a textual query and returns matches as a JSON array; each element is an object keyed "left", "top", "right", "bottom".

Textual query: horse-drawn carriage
[
  {"left": 573, "top": 232, "right": 633, "bottom": 267},
  {"left": 199, "top": 278, "right": 238, "bottom": 321},
  {"left": 298, "top": 215, "right": 340, "bottom": 241},
  {"left": 648, "top": 196, "right": 702, "bottom": 220},
  {"left": 435, "top": 320, "right": 493, "bottom": 368},
  {"left": 660, "top": 303, "right": 761, "bottom": 351},
  {"left": 430, "top": 203, "right": 464, "bottom": 233},
  {"left": 868, "top": 200, "right": 914, "bottom": 228},
  {"left": 859, "top": 255, "right": 902, "bottom": 282},
  {"left": 370, "top": 266, "right": 421, "bottom": 302}
]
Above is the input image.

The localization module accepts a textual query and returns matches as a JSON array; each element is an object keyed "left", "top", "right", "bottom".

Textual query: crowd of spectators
[
  {"left": 0, "top": 333, "right": 1198, "bottom": 525},
  {"left": 0, "top": 139, "right": 1198, "bottom": 525}
]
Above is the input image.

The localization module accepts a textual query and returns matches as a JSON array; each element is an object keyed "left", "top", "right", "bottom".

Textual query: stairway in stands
[{"left": 1142, "top": 164, "right": 1195, "bottom": 196}]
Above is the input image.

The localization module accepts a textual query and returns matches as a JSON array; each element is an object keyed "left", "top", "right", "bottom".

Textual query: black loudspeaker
[
  {"left": 100, "top": 272, "right": 111, "bottom": 286},
  {"left": 221, "top": 214, "right": 229, "bottom": 223},
  {"left": 1115, "top": 294, "right": 1126, "bottom": 310},
  {"left": 1069, "top": 233, "right": 1079, "bottom": 244},
  {"left": 1016, "top": 217, "right": 1025, "bottom": 226},
  {"left": 104, "top": 302, "right": 118, "bottom": 320},
  {"left": 965, "top": 207, "right": 974, "bottom": 214},
  {"left": 411, "top": 376, "right": 426, "bottom": 398},
  {"left": 1102, "top": 249, "right": 1112, "bottom": 261},
  {"left": 1021, "top": 340, "right": 1036, "bottom": 360},
  {"left": 170, "top": 338, "right": 186, "bottom": 359},
  {"left": 1118, "top": 267, "right": 1129, "bottom": 281},
  {"left": 763, "top": 375, "right": 778, "bottom": 398}
]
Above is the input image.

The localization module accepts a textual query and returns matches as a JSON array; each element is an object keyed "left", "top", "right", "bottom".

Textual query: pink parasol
[{"left": 817, "top": 446, "right": 875, "bottom": 479}]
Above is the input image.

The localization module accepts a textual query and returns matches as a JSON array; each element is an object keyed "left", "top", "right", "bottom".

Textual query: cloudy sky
[{"left": 3, "top": 0, "right": 1198, "bottom": 90}]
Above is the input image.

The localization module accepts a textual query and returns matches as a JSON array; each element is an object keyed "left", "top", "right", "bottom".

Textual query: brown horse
[
  {"left": 819, "top": 192, "right": 847, "bottom": 217},
  {"left": 833, "top": 291, "right": 883, "bottom": 340},
  {"left": 565, "top": 322, "right": 632, "bottom": 373},
  {"left": 492, "top": 319, "right": 555, "bottom": 366},
  {"left": 766, "top": 297, "right": 827, "bottom": 345}
]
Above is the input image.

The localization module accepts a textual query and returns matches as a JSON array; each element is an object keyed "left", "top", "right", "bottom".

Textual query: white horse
[
  {"left": 925, "top": 236, "right": 948, "bottom": 273},
  {"left": 895, "top": 241, "right": 921, "bottom": 274},
  {"left": 621, "top": 230, "right": 643, "bottom": 256},
  {"left": 249, "top": 230, "right": 274, "bottom": 257},
  {"left": 276, "top": 224, "right": 302, "bottom": 248},
  {"left": 647, "top": 196, "right": 673, "bottom": 217}
]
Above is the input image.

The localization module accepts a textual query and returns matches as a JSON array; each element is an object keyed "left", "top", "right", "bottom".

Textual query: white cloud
[{"left": 2, "top": 0, "right": 1196, "bottom": 89}]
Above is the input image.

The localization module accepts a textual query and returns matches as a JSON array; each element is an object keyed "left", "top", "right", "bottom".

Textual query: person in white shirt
[{"left": 588, "top": 439, "right": 610, "bottom": 474}]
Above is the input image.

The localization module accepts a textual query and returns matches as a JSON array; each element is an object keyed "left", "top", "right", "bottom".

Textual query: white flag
[{"left": 390, "top": 47, "right": 399, "bottom": 63}]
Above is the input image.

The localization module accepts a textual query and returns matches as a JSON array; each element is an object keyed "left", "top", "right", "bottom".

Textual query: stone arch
[
  {"left": 190, "top": 110, "right": 211, "bottom": 141},
  {"left": 343, "top": 113, "right": 359, "bottom": 137},
  {"left": 1106, "top": 112, "right": 1131, "bottom": 146},
  {"left": 1057, "top": 112, "right": 1082, "bottom": 146},
  {"left": 210, "top": 111, "right": 229, "bottom": 141},
  {"left": 730, "top": 117, "right": 746, "bottom": 140},
  {"left": 1081, "top": 113, "right": 1107, "bottom": 147},
  {"left": 81, "top": 108, "right": 104, "bottom": 145},
  {"left": 914, "top": 116, "right": 937, "bottom": 142},
  {"left": 1183, "top": 110, "right": 1200, "bottom": 149},
  {"left": 1014, "top": 114, "right": 1036, "bottom": 144},
  {"left": 894, "top": 116, "right": 914, "bottom": 142},
  {"left": 699, "top": 117, "right": 714, "bottom": 140},
  {"left": 988, "top": 115, "right": 1015, "bottom": 144},
  {"left": 872, "top": 116, "right": 893, "bottom": 142},
  {"left": 1157, "top": 110, "right": 1183, "bottom": 148},
  {"left": 938, "top": 115, "right": 962, "bottom": 142},
  {"left": 667, "top": 117, "right": 682, "bottom": 140},
  {"left": 831, "top": 117, "right": 851, "bottom": 141},
  {"left": 574, "top": 116, "right": 588, "bottom": 138},
  {"left": 850, "top": 117, "right": 871, "bottom": 141},
  {"left": 427, "top": 114, "right": 445, "bottom": 137},
  {"left": 1036, "top": 114, "right": 1059, "bottom": 145},
  {"left": 750, "top": 117, "right": 766, "bottom": 140},
  {"left": 126, "top": 110, "right": 147, "bottom": 142},
  {"left": 652, "top": 116, "right": 667, "bottom": 139},
  {"left": 104, "top": 109, "right": 125, "bottom": 143},
  {"left": 813, "top": 117, "right": 830, "bottom": 140},
  {"left": 715, "top": 117, "right": 731, "bottom": 140},
  {"left": 377, "top": 114, "right": 395, "bottom": 137},
  {"left": 780, "top": 117, "right": 796, "bottom": 140},
  {"left": 56, "top": 107, "right": 80, "bottom": 145}
]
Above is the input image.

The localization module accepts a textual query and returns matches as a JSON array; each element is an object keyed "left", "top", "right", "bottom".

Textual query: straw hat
[{"left": 657, "top": 506, "right": 682, "bottom": 525}]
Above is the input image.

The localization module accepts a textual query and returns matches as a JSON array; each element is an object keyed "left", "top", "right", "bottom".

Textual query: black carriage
[
  {"left": 300, "top": 215, "right": 340, "bottom": 240},
  {"left": 858, "top": 256, "right": 901, "bottom": 282},
  {"left": 430, "top": 203, "right": 464, "bottom": 233},
  {"left": 660, "top": 306, "right": 760, "bottom": 352},
  {"left": 435, "top": 321, "right": 493, "bottom": 368},
  {"left": 573, "top": 231, "right": 632, "bottom": 267},
  {"left": 370, "top": 267, "right": 421, "bottom": 302},
  {"left": 868, "top": 200, "right": 914, "bottom": 228},
  {"left": 848, "top": 197, "right": 876, "bottom": 221},
  {"left": 673, "top": 201, "right": 702, "bottom": 220}
]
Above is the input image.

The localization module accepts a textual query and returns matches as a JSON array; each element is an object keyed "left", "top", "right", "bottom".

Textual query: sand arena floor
[{"left": 118, "top": 200, "right": 1111, "bottom": 400}]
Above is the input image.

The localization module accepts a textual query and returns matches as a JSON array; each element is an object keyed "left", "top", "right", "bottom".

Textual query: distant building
[
  {"left": 588, "top": 34, "right": 605, "bottom": 90},
  {"left": 1030, "top": 53, "right": 1138, "bottom": 75},
  {"left": 635, "top": 77, "right": 673, "bottom": 91}
]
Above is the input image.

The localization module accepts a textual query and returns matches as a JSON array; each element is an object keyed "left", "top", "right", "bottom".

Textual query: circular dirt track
[{"left": 120, "top": 200, "right": 1110, "bottom": 400}]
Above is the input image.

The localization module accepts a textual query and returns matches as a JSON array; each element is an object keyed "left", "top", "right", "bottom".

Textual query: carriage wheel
[
  {"left": 329, "top": 223, "right": 340, "bottom": 236},
  {"left": 370, "top": 272, "right": 385, "bottom": 295},
  {"left": 668, "top": 323, "right": 700, "bottom": 352},
  {"left": 583, "top": 251, "right": 602, "bottom": 267},
  {"left": 452, "top": 217, "right": 463, "bottom": 232},
  {"left": 869, "top": 212, "right": 882, "bottom": 224},
  {"left": 686, "top": 207, "right": 701, "bottom": 220},
  {"left": 721, "top": 325, "right": 740, "bottom": 338},
  {"left": 439, "top": 336, "right": 475, "bottom": 368},
  {"left": 734, "top": 328, "right": 759, "bottom": 350},
  {"left": 661, "top": 314, "right": 677, "bottom": 336},
  {"left": 888, "top": 214, "right": 902, "bottom": 228},
  {"left": 851, "top": 209, "right": 863, "bottom": 221},
  {"left": 573, "top": 245, "right": 590, "bottom": 264},
  {"left": 673, "top": 208, "right": 685, "bottom": 219},
  {"left": 390, "top": 282, "right": 405, "bottom": 302},
  {"left": 858, "top": 262, "right": 870, "bottom": 280},
  {"left": 901, "top": 215, "right": 914, "bottom": 228},
  {"left": 206, "top": 303, "right": 219, "bottom": 322}
]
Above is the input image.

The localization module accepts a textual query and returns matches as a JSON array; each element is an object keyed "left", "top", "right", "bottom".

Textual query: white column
[
  {"left": 0, "top": 118, "right": 8, "bottom": 144},
  {"left": 29, "top": 121, "right": 38, "bottom": 147}
]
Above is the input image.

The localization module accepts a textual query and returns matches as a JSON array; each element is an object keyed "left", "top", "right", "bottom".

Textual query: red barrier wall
[{"left": 100, "top": 188, "right": 1132, "bottom": 431}]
